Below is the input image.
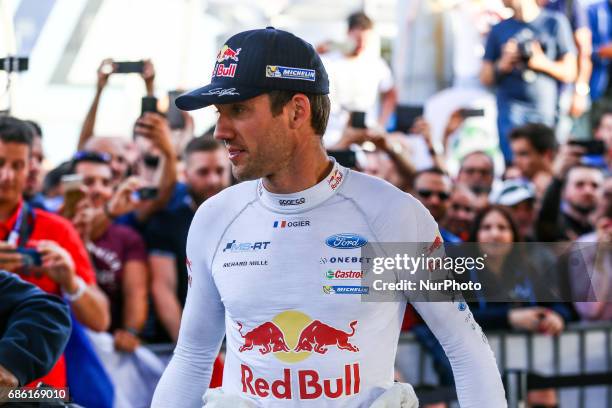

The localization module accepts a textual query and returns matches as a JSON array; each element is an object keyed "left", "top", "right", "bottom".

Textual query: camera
[
  {"left": 0, "top": 56, "right": 29, "bottom": 73},
  {"left": 517, "top": 40, "right": 534, "bottom": 62}
]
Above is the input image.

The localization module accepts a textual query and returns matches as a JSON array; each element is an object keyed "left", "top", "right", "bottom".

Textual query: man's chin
[{"left": 231, "top": 165, "right": 260, "bottom": 182}]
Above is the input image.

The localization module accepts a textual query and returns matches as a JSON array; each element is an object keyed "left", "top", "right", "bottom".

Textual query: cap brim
[
  {"left": 497, "top": 191, "right": 534, "bottom": 206},
  {"left": 175, "top": 84, "right": 266, "bottom": 111}
]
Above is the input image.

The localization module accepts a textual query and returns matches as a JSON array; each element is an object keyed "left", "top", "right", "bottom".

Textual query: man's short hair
[
  {"left": 24, "top": 120, "right": 42, "bottom": 138},
  {"left": 459, "top": 150, "right": 494, "bottom": 170},
  {"left": 268, "top": 91, "right": 331, "bottom": 136},
  {"left": 0, "top": 116, "right": 33, "bottom": 148},
  {"left": 509, "top": 123, "right": 556, "bottom": 153},
  {"left": 69, "top": 151, "right": 111, "bottom": 174},
  {"left": 565, "top": 163, "right": 603, "bottom": 181},
  {"left": 414, "top": 167, "right": 450, "bottom": 183},
  {"left": 185, "top": 137, "right": 224, "bottom": 158},
  {"left": 43, "top": 161, "right": 72, "bottom": 195},
  {"left": 348, "top": 11, "right": 373, "bottom": 31}
]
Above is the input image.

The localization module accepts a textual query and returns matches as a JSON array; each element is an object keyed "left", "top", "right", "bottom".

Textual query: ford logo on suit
[{"left": 325, "top": 234, "right": 368, "bottom": 249}]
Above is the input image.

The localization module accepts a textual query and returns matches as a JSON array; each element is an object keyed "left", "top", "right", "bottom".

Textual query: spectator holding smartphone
[
  {"left": 68, "top": 151, "right": 149, "bottom": 352},
  {"left": 0, "top": 116, "right": 109, "bottom": 388},
  {"left": 536, "top": 145, "right": 604, "bottom": 241},
  {"left": 321, "top": 11, "right": 397, "bottom": 146},
  {"left": 480, "top": 0, "right": 577, "bottom": 164}
]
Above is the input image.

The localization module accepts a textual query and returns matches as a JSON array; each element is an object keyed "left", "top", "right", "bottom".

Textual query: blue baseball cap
[{"left": 176, "top": 27, "right": 329, "bottom": 111}]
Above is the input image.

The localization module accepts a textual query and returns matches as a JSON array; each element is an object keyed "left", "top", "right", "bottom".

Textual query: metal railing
[
  {"left": 396, "top": 321, "right": 612, "bottom": 407},
  {"left": 146, "top": 321, "right": 612, "bottom": 407}
]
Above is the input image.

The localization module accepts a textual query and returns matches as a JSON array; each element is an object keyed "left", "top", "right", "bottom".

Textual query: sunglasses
[
  {"left": 417, "top": 189, "right": 450, "bottom": 201},
  {"left": 73, "top": 150, "right": 111, "bottom": 164},
  {"left": 451, "top": 203, "right": 474, "bottom": 213},
  {"left": 462, "top": 167, "right": 492, "bottom": 177}
]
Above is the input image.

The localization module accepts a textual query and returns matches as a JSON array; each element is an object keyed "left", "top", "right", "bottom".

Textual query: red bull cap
[{"left": 175, "top": 27, "right": 330, "bottom": 111}]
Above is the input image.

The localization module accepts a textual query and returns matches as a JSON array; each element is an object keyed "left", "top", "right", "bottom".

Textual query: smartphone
[
  {"left": 327, "top": 149, "right": 357, "bottom": 169},
  {"left": 135, "top": 187, "right": 159, "bottom": 200},
  {"left": 349, "top": 111, "right": 366, "bottom": 129},
  {"left": 141, "top": 96, "right": 158, "bottom": 115},
  {"left": 394, "top": 105, "right": 424, "bottom": 134},
  {"left": 114, "top": 60, "right": 144, "bottom": 74},
  {"left": 18, "top": 247, "right": 42, "bottom": 267},
  {"left": 0, "top": 247, "right": 43, "bottom": 268},
  {"left": 568, "top": 140, "right": 605, "bottom": 156},
  {"left": 459, "top": 108, "right": 485, "bottom": 118},
  {"left": 167, "top": 90, "right": 186, "bottom": 129},
  {"left": 143, "top": 154, "right": 160, "bottom": 169},
  {"left": 61, "top": 174, "right": 85, "bottom": 219}
]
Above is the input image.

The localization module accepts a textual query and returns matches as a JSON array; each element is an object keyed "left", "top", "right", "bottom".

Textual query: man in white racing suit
[{"left": 152, "top": 27, "right": 507, "bottom": 408}]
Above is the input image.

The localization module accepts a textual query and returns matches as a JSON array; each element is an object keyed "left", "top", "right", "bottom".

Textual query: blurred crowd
[{"left": 1, "top": 1, "right": 612, "bottom": 407}]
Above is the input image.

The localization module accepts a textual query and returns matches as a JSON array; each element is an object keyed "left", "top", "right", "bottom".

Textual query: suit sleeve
[
  {"left": 0, "top": 271, "right": 71, "bottom": 386},
  {"left": 151, "top": 205, "right": 226, "bottom": 408},
  {"left": 409, "top": 205, "right": 508, "bottom": 407}
]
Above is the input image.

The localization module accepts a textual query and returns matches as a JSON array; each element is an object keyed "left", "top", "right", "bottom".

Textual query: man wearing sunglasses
[
  {"left": 414, "top": 168, "right": 462, "bottom": 243},
  {"left": 457, "top": 151, "right": 496, "bottom": 209}
]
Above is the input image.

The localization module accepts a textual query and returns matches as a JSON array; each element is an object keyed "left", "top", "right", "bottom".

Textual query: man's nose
[
  {"left": 214, "top": 115, "right": 234, "bottom": 142},
  {"left": 428, "top": 195, "right": 441, "bottom": 206},
  {"left": 206, "top": 172, "right": 222, "bottom": 186},
  {"left": 0, "top": 166, "right": 13, "bottom": 181}
]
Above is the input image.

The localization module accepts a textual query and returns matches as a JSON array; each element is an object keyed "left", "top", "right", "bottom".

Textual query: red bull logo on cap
[
  {"left": 237, "top": 310, "right": 360, "bottom": 400},
  {"left": 216, "top": 44, "right": 242, "bottom": 63}
]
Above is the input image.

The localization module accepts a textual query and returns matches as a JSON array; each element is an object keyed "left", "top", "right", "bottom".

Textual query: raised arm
[{"left": 78, "top": 59, "right": 112, "bottom": 150}]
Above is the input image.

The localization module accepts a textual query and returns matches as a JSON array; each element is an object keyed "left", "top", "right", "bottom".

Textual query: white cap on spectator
[{"left": 493, "top": 179, "right": 536, "bottom": 206}]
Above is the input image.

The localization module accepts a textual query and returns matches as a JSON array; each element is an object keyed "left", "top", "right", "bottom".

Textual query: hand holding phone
[
  {"left": 568, "top": 139, "right": 605, "bottom": 156},
  {"left": 141, "top": 96, "right": 158, "bottom": 115},
  {"left": 17, "top": 247, "right": 43, "bottom": 268},
  {"left": 395, "top": 105, "right": 424, "bottom": 134},
  {"left": 134, "top": 187, "right": 159, "bottom": 200},
  {"left": 60, "top": 174, "right": 85, "bottom": 219},
  {"left": 0, "top": 241, "right": 24, "bottom": 273}
]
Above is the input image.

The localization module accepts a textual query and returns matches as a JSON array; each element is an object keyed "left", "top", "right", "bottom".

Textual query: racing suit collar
[{"left": 256, "top": 159, "right": 347, "bottom": 214}]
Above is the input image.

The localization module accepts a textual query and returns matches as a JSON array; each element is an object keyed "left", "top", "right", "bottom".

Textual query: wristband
[
  {"left": 575, "top": 83, "right": 590, "bottom": 97},
  {"left": 63, "top": 276, "right": 87, "bottom": 302}
]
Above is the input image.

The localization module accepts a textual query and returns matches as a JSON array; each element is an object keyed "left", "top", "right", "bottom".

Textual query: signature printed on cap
[{"left": 201, "top": 87, "right": 240, "bottom": 97}]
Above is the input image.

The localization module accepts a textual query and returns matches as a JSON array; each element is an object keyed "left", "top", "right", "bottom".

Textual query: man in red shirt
[{"left": 0, "top": 116, "right": 110, "bottom": 388}]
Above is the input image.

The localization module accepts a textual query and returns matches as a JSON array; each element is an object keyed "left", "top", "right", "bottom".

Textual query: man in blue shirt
[
  {"left": 586, "top": 0, "right": 612, "bottom": 101},
  {"left": 541, "top": 0, "right": 593, "bottom": 140},
  {"left": 0, "top": 271, "right": 71, "bottom": 388},
  {"left": 481, "top": 0, "right": 577, "bottom": 164}
]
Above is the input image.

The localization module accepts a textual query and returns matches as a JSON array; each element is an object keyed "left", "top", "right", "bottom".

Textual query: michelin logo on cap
[{"left": 266, "top": 65, "right": 316, "bottom": 82}]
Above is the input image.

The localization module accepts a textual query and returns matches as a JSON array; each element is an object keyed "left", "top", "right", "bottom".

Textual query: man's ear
[{"left": 287, "top": 94, "right": 311, "bottom": 131}]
